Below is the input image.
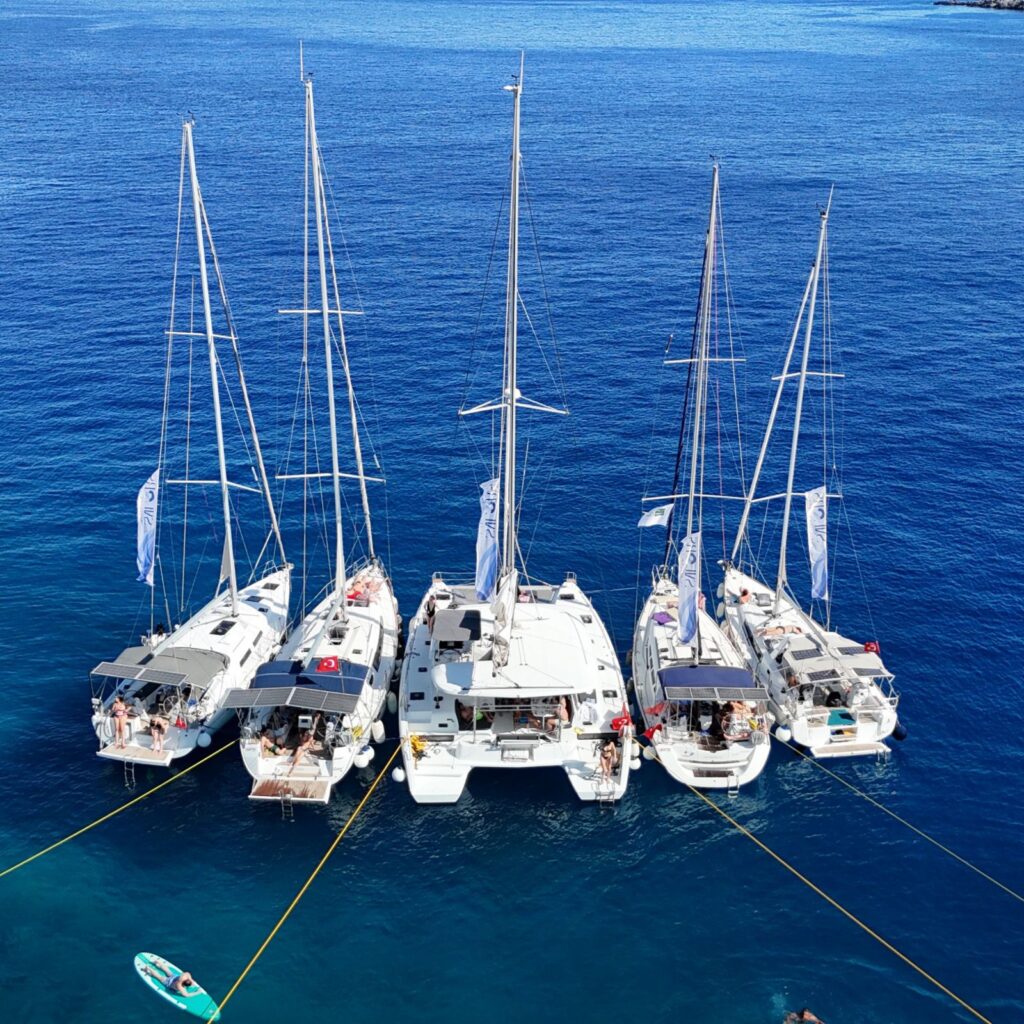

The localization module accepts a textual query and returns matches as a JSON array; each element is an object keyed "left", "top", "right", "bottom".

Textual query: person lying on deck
[
  {"left": 260, "top": 729, "right": 287, "bottom": 756},
  {"left": 759, "top": 624, "right": 803, "bottom": 636}
]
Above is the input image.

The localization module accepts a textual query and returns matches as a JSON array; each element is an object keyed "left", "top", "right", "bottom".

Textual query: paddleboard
[{"left": 133, "top": 952, "right": 221, "bottom": 1021}]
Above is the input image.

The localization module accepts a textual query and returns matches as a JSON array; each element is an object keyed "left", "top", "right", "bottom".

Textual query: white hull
[
  {"left": 720, "top": 567, "right": 898, "bottom": 758},
  {"left": 398, "top": 576, "right": 633, "bottom": 805},
  {"left": 91, "top": 568, "right": 290, "bottom": 766},
  {"left": 632, "top": 575, "right": 770, "bottom": 791},
  {"left": 236, "top": 562, "right": 400, "bottom": 804}
]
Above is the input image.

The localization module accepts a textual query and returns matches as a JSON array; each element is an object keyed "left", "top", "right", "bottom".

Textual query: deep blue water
[{"left": 1, "top": 2, "right": 1023, "bottom": 1021}]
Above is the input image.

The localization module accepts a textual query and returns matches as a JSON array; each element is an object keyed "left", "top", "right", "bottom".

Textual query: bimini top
[
  {"left": 658, "top": 664, "right": 766, "bottom": 702},
  {"left": 222, "top": 658, "right": 370, "bottom": 715},
  {"left": 91, "top": 645, "right": 227, "bottom": 692},
  {"left": 433, "top": 609, "right": 484, "bottom": 644}
]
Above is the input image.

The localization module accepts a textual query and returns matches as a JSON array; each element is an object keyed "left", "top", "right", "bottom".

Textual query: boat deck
[
  {"left": 97, "top": 743, "right": 174, "bottom": 767},
  {"left": 250, "top": 778, "right": 332, "bottom": 803}
]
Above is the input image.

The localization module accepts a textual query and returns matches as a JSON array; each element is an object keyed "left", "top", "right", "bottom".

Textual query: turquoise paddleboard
[{"left": 134, "top": 952, "right": 221, "bottom": 1021}]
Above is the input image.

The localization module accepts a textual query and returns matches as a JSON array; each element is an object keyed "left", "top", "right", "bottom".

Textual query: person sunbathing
[{"left": 259, "top": 729, "right": 287, "bottom": 756}]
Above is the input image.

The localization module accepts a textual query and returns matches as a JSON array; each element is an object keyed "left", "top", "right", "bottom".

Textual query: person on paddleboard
[{"left": 142, "top": 961, "right": 200, "bottom": 997}]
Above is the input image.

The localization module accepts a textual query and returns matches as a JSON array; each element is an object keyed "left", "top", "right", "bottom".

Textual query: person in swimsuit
[
  {"left": 259, "top": 728, "right": 286, "bottom": 756},
  {"left": 289, "top": 729, "right": 316, "bottom": 772},
  {"left": 142, "top": 962, "right": 200, "bottom": 998},
  {"left": 784, "top": 1010, "right": 825, "bottom": 1024},
  {"left": 111, "top": 695, "right": 129, "bottom": 749},
  {"left": 149, "top": 714, "right": 168, "bottom": 753},
  {"left": 544, "top": 695, "right": 570, "bottom": 733},
  {"left": 598, "top": 739, "right": 619, "bottom": 780}
]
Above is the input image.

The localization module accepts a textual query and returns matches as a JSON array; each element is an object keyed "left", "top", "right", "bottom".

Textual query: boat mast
[
  {"left": 682, "top": 164, "right": 719, "bottom": 656},
  {"left": 322, "top": 176, "right": 375, "bottom": 560},
  {"left": 306, "top": 77, "right": 349, "bottom": 613},
  {"left": 775, "top": 197, "right": 830, "bottom": 612},
  {"left": 183, "top": 120, "right": 239, "bottom": 617},
  {"left": 728, "top": 263, "right": 814, "bottom": 567},
  {"left": 500, "top": 55, "right": 524, "bottom": 578}
]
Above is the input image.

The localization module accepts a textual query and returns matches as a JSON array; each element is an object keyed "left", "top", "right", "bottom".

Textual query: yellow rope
[
  {"left": 639, "top": 740, "right": 995, "bottom": 1024},
  {"left": 773, "top": 734, "right": 1024, "bottom": 905},
  {"left": 215, "top": 742, "right": 402, "bottom": 1018},
  {"left": 0, "top": 740, "right": 237, "bottom": 880}
]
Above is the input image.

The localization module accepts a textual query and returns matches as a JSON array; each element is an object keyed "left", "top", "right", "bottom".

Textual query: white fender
[
  {"left": 386, "top": 692, "right": 398, "bottom": 715},
  {"left": 630, "top": 756, "right": 641, "bottom": 771},
  {"left": 642, "top": 744, "right": 656, "bottom": 761},
  {"left": 777, "top": 726, "right": 792, "bottom": 743},
  {"left": 371, "top": 720, "right": 386, "bottom": 743},
  {"left": 197, "top": 730, "right": 212, "bottom": 748},
  {"left": 392, "top": 767, "right": 407, "bottom": 784}
]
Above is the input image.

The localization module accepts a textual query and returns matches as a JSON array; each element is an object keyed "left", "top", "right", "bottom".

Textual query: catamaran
[
  {"left": 223, "top": 75, "right": 400, "bottom": 806},
  {"left": 720, "top": 195, "right": 899, "bottom": 759},
  {"left": 90, "top": 121, "right": 291, "bottom": 768},
  {"left": 633, "top": 166, "right": 770, "bottom": 793},
  {"left": 397, "top": 60, "right": 633, "bottom": 805}
]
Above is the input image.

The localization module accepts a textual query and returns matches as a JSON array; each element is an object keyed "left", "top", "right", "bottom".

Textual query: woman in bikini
[
  {"left": 598, "top": 738, "right": 619, "bottom": 781},
  {"left": 111, "top": 695, "right": 129, "bottom": 749}
]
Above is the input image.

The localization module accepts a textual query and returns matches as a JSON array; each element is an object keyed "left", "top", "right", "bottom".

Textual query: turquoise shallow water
[{"left": 1, "top": 2, "right": 1023, "bottom": 1021}]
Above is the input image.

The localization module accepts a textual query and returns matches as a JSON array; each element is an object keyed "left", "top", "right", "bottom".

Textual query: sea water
[{"left": 0, "top": 2, "right": 1022, "bottom": 1021}]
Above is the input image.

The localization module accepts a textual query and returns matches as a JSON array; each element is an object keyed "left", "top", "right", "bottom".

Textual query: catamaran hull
[{"left": 399, "top": 578, "right": 632, "bottom": 805}]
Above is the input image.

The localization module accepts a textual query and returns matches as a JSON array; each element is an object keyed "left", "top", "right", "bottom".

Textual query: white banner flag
[
  {"left": 677, "top": 531, "right": 701, "bottom": 645},
  {"left": 475, "top": 478, "right": 499, "bottom": 601},
  {"left": 638, "top": 503, "right": 673, "bottom": 528},
  {"left": 805, "top": 485, "right": 829, "bottom": 601},
  {"left": 136, "top": 470, "right": 159, "bottom": 586}
]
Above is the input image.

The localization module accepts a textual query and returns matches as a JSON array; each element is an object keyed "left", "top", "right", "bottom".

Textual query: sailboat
[
  {"left": 632, "top": 166, "right": 771, "bottom": 793},
  {"left": 720, "top": 196, "right": 899, "bottom": 759},
  {"left": 223, "top": 76, "right": 401, "bottom": 806},
  {"left": 89, "top": 121, "right": 291, "bottom": 767},
  {"left": 397, "top": 60, "right": 633, "bottom": 805}
]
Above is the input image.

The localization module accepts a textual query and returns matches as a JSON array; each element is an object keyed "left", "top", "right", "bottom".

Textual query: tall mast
[
  {"left": 682, "top": 164, "right": 719, "bottom": 654},
  {"left": 322, "top": 184, "right": 375, "bottom": 559},
  {"left": 184, "top": 120, "right": 238, "bottom": 617},
  {"left": 729, "top": 262, "right": 814, "bottom": 565},
  {"left": 500, "top": 55, "right": 523, "bottom": 576},
  {"left": 306, "top": 78, "right": 348, "bottom": 609},
  {"left": 775, "top": 198, "right": 830, "bottom": 611}
]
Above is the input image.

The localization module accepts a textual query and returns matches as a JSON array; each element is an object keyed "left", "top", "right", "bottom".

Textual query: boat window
[
  {"left": 410, "top": 691, "right": 425, "bottom": 701},
  {"left": 211, "top": 620, "right": 236, "bottom": 636},
  {"left": 262, "top": 582, "right": 280, "bottom": 590},
  {"left": 581, "top": 615, "right": 593, "bottom": 624}
]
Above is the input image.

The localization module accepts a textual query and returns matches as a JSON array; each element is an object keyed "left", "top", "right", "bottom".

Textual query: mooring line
[
  {"left": 215, "top": 742, "right": 402, "bottom": 1018},
  {"left": 0, "top": 740, "right": 237, "bottom": 880},
  {"left": 773, "top": 734, "right": 1024, "bottom": 905},
  {"left": 638, "top": 739, "right": 995, "bottom": 1024}
]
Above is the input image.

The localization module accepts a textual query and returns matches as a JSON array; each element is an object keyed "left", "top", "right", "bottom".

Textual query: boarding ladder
[
  {"left": 123, "top": 760, "right": 136, "bottom": 790},
  {"left": 280, "top": 790, "right": 294, "bottom": 821}
]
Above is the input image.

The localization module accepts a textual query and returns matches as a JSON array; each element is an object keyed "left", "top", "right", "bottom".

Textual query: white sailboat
[
  {"left": 632, "top": 166, "right": 770, "bottom": 793},
  {"left": 720, "top": 196, "right": 900, "bottom": 759},
  {"left": 90, "top": 121, "right": 291, "bottom": 767},
  {"left": 223, "top": 76, "right": 401, "bottom": 805},
  {"left": 397, "top": 60, "right": 634, "bottom": 805}
]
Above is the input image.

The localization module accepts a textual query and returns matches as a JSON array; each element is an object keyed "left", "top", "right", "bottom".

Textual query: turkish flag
[
  {"left": 863, "top": 641, "right": 881, "bottom": 654},
  {"left": 317, "top": 656, "right": 339, "bottom": 673}
]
